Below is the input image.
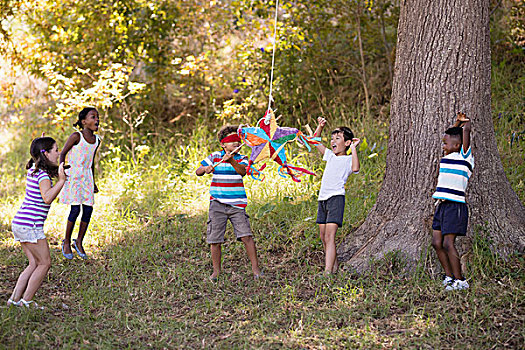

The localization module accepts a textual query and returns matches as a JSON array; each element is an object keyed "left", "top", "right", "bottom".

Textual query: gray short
[
  {"left": 12, "top": 223, "right": 46, "bottom": 243},
  {"left": 316, "top": 195, "right": 345, "bottom": 227},
  {"left": 207, "top": 200, "right": 252, "bottom": 244}
]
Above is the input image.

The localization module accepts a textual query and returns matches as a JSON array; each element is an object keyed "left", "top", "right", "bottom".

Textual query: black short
[
  {"left": 316, "top": 195, "right": 345, "bottom": 227},
  {"left": 432, "top": 200, "right": 468, "bottom": 236}
]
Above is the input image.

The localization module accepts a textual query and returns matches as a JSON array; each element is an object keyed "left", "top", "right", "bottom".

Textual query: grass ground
[
  {"left": 0, "top": 112, "right": 523, "bottom": 349},
  {"left": 0, "top": 56, "right": 524, "bottom": 349}
]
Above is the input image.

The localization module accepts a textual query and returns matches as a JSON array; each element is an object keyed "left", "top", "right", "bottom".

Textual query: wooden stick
[{"left": 212, "top": 143, "right": 244, "bottom": 169}]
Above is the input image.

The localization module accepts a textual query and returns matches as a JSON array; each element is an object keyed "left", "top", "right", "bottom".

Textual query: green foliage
[{"left": 1, "top": 0, "right": 400, "bottom": 148}]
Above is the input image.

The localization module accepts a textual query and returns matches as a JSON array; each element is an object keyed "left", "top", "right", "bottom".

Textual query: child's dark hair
[
  {"left": 332, "top": 126, "right": 355, "bottom": 151},
  {"left": 73, "top": 107, "right": 97, "bottom": 129},
  {"left": 26, "top": 137, "right": 59, "bottom": 178},
  {"left": 445, "top": 127, "right": 463, "bottom": 143},
  {"left": 218, "top": 125, "right": 239, "bottom": 142}
]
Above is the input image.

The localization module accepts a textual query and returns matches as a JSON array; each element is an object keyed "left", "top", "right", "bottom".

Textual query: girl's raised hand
[
  {"left": 351, "top": 138, "right": 361, "bottom": 148},
  {"left": 317, "top": 117, "right": 327, "bottom": 127},
  {"left": 58, "top": 162, "right": 67, "bottom": 182}
]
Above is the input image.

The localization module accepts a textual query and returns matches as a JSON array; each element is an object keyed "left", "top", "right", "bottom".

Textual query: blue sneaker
[
  {"left": 72, "top": 239, "right": 88, "bottom": 259},
  {"left": 61, "top": 240, "right": 73, "bottom": 260}
]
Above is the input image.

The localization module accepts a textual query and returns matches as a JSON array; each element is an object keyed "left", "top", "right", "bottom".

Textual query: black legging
[{"left": 67, "top": 205, "right": 93, "bottom": 224}]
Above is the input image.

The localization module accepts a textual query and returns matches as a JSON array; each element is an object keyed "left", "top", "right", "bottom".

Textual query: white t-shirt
[{"left": 318, "top": 148, "right": 358, "bottom": 201}]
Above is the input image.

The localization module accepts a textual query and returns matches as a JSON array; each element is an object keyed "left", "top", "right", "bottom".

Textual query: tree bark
[{"left": 338, "top": 0, "right": 525, "bottom": 271}]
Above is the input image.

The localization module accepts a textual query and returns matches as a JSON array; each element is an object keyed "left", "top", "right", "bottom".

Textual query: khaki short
[{"left": 207, "top": 200, "right": 252, "bottom": 244}]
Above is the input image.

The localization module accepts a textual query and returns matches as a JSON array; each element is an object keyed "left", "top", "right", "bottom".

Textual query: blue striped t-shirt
[
  {"left": 201, "top": 151, "right": 249, "bottom": 208},
  {"left": 12, "top": 168, "right": 52, "bottom": 228},
  {"left": 432, "top": 146, "right": 474, "bottom": 203}
]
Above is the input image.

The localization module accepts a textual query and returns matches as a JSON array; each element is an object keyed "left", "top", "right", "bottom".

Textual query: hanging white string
[{"left": 265, "top": 0, "right": 279, "bottom": 122}]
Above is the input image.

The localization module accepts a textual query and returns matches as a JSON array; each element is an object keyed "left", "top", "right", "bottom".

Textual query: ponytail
[
  {"left": 73, "top": 107, "right": 97, "bottom": 129},
  {"left": 26, "top": 158, "right": 34, "bottom": 170},
  {"left": 28, "top": 137, "right": 59, "bottom": 178}
]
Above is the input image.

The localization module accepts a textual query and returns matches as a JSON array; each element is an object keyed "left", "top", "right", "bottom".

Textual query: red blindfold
[{"left": 221, "top": 134, "right": 241, "bottom": 144}]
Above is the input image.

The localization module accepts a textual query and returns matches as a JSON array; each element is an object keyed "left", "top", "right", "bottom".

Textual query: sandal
[
  {"left": 72, "top": 239, "right": 88, "bottom": 259},
  {"left": 7, "top": 298, "right": 21, "bottom": 307},
  {"left": 20, "top": 299, "right": 44, "bottom": 310},
  {"left": 61, "top": 240, "right": 73, "bottom": 260}
]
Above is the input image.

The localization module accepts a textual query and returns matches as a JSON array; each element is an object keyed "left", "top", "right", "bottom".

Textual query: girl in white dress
[{"left": 60, "top": 107, "right": 101, "bottom": 259}]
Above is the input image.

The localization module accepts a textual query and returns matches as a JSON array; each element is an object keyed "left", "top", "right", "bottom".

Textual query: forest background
[{"left": 0, "top": 0, "right": 523, "bottom": 348}]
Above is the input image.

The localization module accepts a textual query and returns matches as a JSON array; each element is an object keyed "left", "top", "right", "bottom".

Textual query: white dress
[{"left": 60, "top": 132, "right": 100, "bottom": 206}]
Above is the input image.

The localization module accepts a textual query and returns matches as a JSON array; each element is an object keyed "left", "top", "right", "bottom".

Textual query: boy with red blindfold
[{"left": 196, "top": 125, "right": 262, "bottom": 281}]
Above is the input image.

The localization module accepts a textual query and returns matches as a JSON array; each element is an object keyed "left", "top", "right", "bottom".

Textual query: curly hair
[
  {"left": 217, "top": 125, "right": 239, "bottom": 142},
  {"left": 26, "top": 137, "right": 59, "bottom": 178},
  {"left": 445, "top": 126, "right": 463, "bottom": 143},
  {"left": 73, "top": 107, "right": 98, "bottom": 129}
]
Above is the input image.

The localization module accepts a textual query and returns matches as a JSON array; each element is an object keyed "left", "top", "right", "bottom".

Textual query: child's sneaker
[
  {"left": 442, "top": 275, "right": 454, "bottom": 287},
  {"left": 445, "top": 279, "right": 469, "bottom": 291}
]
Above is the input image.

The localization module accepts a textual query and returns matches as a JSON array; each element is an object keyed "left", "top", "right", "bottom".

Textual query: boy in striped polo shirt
[
  {"left": 431, "top": 112, "right": 473, "bottom": 291},
  {"left": 196, "top": 125, "right": 262, "bottom": 281}
]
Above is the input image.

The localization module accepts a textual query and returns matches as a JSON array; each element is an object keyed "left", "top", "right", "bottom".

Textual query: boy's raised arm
[
  {"left": 462, "top": 119, "right": 471, "bottom": 152},
  {"left": 350, "top": 139, "right": 361, "bottom": 173},
  {"left": 455, "top": 112, "right": 471, "bottom": 152},
  {"left": 314, "top": 117, "right": 327, "bottom": 155}
]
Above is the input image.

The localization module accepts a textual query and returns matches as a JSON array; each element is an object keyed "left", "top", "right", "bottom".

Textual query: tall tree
[{"left": 338, "top": 0, "right": 525, "bottom": 270}]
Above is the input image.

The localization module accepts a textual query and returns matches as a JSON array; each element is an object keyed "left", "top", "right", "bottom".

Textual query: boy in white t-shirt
[{"left": 313, "top": 117, "right": 361, "bottom": 274}]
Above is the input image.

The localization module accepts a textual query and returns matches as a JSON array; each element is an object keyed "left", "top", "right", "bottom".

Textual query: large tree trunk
[{"left": 338, "top": 0, "right": 525, "bottom": 271}]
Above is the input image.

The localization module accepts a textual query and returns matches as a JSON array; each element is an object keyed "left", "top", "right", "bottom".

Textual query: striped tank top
[
  {"left": 432, "top": 146, "right": 474, "bottom": 203},
  {"left": 12, "top": 167, "right": 52, "bottom": 228},
  {"left": 200, "top": 150, "right": 249, "bottom": 208}
]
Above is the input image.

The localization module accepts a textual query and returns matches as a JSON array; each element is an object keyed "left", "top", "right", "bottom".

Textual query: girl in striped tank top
[{"left": 8, "top": 137, "right": 66, "bottom": 308}]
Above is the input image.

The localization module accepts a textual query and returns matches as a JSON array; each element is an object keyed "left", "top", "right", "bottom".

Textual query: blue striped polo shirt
[
  {"left": 12, "top": 167, "right": 52, "bottom": 228},
  {"left": 432, "top": 146, "right": 474, "bottom": 203},
  {"left": 201, "top": 151, "right": 249, "bottom": 208}
]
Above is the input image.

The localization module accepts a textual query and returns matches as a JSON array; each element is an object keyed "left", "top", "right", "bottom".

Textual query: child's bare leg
[
  {"left": 21, "top": 239, "right": 51, "bottom": 301},
  {"left": 210, "top": 243, "right": 222, "bottom": 279},
  {"left": 443, "top": 234, "right": 463, "bottom": 280},
  {"left": 75, "top": 205, "right": 93, "bottom": 253},
  {"left": 63, "top": 220, "right": 75, "bottom": 255},
  {"left": 324, "top": 223, "right": 338, "bottom": 274},
  {"left": 10, "top": 243, "right": 37, "bottom": 301},
  {"left": 241, "top": 236, "right": 261, "bottom": 276},
  {"left": 319, "top": 224, "right": 326, "bottom": 250},
  {"left": 75, "top": 221, "right": 89, "bottom": 254},
  {"left": 432, "top": 230, "right": 454, "bottom": 277},
  {"left": 64, "top": 205, "right": 81, "bottom": 255},
  {"left": 332, "top": 256, "right": 339, "bottom": 274}
]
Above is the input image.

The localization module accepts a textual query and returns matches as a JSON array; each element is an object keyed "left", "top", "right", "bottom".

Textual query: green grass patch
[{"left": 0, "top": 58, "right": 523, "bottom": 348}]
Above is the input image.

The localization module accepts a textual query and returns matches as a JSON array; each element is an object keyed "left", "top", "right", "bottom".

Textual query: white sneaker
[
  {"left": 442, "top": 275, "right": 454, "bottom": 287},
  {"left": 445, "top": 279, "right": 469, "bottom": 291}
]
